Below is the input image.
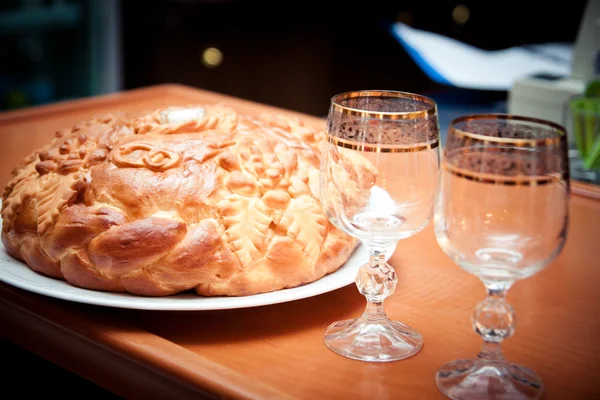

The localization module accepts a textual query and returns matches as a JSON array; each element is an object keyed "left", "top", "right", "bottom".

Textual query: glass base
[
  {"left": 323, "top": 316, "right": 423, "bottom": 362},
  {"left": 435, "top": 358, "right": 543, "bottom": 400}
]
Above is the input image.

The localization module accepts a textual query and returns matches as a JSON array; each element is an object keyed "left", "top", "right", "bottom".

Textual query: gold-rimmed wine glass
[
  {"left": 434, "top": 114, "right": 570, "bottom": 399},
  {"left": 319, "top": 90, "right": 441, "bottom": 362}
]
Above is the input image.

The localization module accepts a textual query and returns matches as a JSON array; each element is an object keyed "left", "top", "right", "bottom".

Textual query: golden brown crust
[{"left": 1, "top": 104, "right": 365, "bottom": 297}]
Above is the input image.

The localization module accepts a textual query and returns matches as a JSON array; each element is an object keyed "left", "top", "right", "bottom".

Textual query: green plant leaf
[{"left": 583, "top": 135, "right": 600, "bottom": 170}]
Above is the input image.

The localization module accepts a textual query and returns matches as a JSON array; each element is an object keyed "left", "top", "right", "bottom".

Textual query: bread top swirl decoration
[
  {"left": 1, "top": 104, "right": 375, "bottom": 297},
  {"left": 112, "top": 142, "right": 181, "bottom": 171}
]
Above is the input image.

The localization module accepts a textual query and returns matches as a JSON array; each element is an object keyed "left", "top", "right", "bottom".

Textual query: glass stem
[
  {"left": 472, "top": 284, "right": 515, "bottom": 363},
  {"left": 355, "top": 244, "right": 398, "bottom": 323},
  {"left": 364, "top": 301, "right": 386, "bottom": 322}
]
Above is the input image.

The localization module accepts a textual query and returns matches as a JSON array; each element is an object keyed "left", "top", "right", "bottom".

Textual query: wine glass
[
  {"left": 319, "top": 90, "right": 441, "bottom": 362},
  {"left": 433, "top": 114, "right": 570, "bottom": 399}
]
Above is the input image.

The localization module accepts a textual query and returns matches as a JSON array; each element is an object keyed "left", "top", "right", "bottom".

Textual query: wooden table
[{"left": 1, "top": 84, "right": 599, "bottom": 399}]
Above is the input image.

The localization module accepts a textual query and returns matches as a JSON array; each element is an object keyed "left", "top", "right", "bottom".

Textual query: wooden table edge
[
  {"left": 570, "top": 180, "right": 600, "bottom": 200},
  {"left": 0, "top": 283, "right": 295, "bottom": 400}
]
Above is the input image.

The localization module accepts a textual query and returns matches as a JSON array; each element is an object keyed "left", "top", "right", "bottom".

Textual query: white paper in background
[{"left": 390, "top": 22, "right": 574, "bottom": 91}]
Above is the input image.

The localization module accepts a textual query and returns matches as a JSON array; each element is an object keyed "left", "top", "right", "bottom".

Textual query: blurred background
[{"left": 0, "top": 0, "right": 589, "bottom": 117}]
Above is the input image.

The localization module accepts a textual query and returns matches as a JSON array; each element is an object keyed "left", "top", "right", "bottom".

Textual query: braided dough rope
[{"left": 1, "top": 104, "right": 375, "bottom": 296}]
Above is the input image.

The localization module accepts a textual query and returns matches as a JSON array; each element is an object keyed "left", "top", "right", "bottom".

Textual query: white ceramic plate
[{"left": 0, "top": 242, "right": 367, "bottom": 311}]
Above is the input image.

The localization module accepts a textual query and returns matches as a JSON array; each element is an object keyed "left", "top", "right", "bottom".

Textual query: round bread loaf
[{"left": 1, "top": 104, "right": 367, "bottom": 296}]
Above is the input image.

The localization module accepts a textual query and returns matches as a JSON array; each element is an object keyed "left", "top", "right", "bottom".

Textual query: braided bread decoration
[{"left": 1, "top": 104, "right": 371, "bottom": 296}]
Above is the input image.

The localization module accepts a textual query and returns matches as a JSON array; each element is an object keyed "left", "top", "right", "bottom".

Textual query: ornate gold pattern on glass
[
  {"left": 442, "top": 164, "right": 562, "bottom": 186},
  {"left": 443, "top": 114, "right": 569, "bottom": 185},
  {"left": 330, "top": 90, "right": 438, "bottom": 120},
  {"left": 327, "top": 135, "right": 439, "bottom": 153},
  {"left": 326, "top": 90, "right": 439, "bottom": 146},
  {"left": 449, "top": 114, "right": 567, "bottom": 145}
]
